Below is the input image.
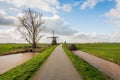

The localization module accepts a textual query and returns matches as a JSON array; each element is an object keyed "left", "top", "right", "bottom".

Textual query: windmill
[{"left": 48, "top": 30, "right": 58, "bottom": 45}]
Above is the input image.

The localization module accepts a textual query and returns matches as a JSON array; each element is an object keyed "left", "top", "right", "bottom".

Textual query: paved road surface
[
  {"left": 33, "top": 45, "right": 82, "bottom": 80},
  {"left": 73, "top": 50, "right": 120, "bottom": 80}
]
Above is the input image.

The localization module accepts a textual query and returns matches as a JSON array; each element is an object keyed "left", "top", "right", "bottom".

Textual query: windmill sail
[{"left": 48, "top": 30, "right": 58, "bottom": 45}]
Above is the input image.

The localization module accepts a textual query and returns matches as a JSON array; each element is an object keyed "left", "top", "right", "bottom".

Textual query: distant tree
[{"left": 18, "top": 8, "right": 44, "bottom": 48}]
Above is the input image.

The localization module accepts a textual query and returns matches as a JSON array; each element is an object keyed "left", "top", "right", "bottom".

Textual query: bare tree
[{"left": 18, "top": 8, "right": 44, "bottom": 48}]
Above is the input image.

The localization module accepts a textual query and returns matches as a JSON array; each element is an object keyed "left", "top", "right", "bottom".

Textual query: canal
[{"left": 0, "top": 52, "right": 38, "bottom": 74}]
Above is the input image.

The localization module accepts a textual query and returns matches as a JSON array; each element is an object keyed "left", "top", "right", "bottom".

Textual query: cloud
[
  {"left": 1, "top": 27, "right": 120, "bottom": 43},
  {"left": 71, "top": 31, "right": 120, "bottom": 43},
  {"left": 105, "top": 0, "right": 120, "bottom": 26},
  {"left": 73, "top": 32, "right": 89, "bottom": 39},
  {"left": 80, "top": 0, "right": 104, "bottom": 10},
  {"left": 43, "top": 15, "right": 76, "bottom": 35},
  {"left": 0, "top": 27, "right": 23, "bottom": 43},
  {"left": 9, "top": 8, "right": 20, "bottom": 12},
  {"left": 73, "top": 1, "right": 80, "bottom": 7},
  {"left": 0, "top": 10, "right": 16, "bottom": 26},
  {"left": 0, "top": 10, "right": 6, "bottom": 15},
  {"left": 0, "top": 0, "right": 60, "bottom": 14},
  {"left": 62, "top": 4, "right": 72, "bottom": 12},
  {"left": 1, "top": 0, "right": 120, "bottom": 43},
  {"left": 0, "top": 13, "right": 77, "bottom": 43},
  {"left": 73, "top": 31, "right": 97, "bottom": 38},
  {"left": 0, "top": 0, "right": 74, "bottom": 13}
]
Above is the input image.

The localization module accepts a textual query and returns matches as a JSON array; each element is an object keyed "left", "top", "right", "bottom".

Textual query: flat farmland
[
  {"left": 0, "top": 44, "right": 29, "bottom": 54},
  {"left": 76, "top": 43, "right": 120, "bottom": 64},
  {"left": 0, "top": 44, "right": 47, "bottom": 55}
]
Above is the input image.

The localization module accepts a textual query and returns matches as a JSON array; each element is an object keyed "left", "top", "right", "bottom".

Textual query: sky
[{"left": 0, "top": 0, "right": 120, "bottom": 43}]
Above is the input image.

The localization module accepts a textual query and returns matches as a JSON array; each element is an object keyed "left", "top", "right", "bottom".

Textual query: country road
[
  {"left": 33, "top": 45, "right": 82, "bottom": 80},
  {"left": 73, "top": 50, "right": 120, "bottom": 80}
]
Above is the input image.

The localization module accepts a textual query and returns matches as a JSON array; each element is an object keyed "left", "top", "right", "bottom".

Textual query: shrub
[{"left": 69, "top": 44, "right": 77, "bottom": 50}]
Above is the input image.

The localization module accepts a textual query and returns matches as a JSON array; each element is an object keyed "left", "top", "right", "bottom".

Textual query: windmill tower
[{"left": 48, "top": 30, "right": 58, "bottom": 45}]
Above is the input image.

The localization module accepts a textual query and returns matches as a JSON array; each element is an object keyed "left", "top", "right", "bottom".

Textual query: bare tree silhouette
[{"left": 18, "top": 8, "right": 44, "bottom": 48}]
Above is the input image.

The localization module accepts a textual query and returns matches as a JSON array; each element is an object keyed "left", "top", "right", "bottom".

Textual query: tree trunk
[{"left": 32, "top": 41, "right": 37, "bottom": 48}]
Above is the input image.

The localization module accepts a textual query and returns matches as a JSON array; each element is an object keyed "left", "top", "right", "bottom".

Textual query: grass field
[
  {"left": 63, "top": 45, "right": 111, "bottom": 80},
  {"left": 0, "top": 43, "right": 48, "bottom": 55},
  {"left": 76, "top": 43, "right": 120, "bottom": 64},
  {"left": 0, "top": 45, "right": 56, "bottom": 80},
  {"left": 0, "top": 44, "right": 29, "bottom": 54}
]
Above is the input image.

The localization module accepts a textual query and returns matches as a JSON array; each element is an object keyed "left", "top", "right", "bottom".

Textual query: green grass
[
  {"left": 76, "top": 43, "right": 120, "bottom": 64},
  {"left": 0, "top": 44, "right": 30, "bottom": 55},
  {"left": 63, "top": 45, "right": 111, "bottom": 80},
  {"left": 0, "top": 43, "right": 49, "bottom": 55},
  {"left": 0, "top": 45, "right": 56, "bottom": 80}
]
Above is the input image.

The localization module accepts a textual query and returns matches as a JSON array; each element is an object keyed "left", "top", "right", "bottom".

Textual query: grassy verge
[
  {"left": 76, "top": 43, "right": 120, "bottom": 64},
  {"left": 0, "top": 45, "right": 56, "bottom": 80},
  {"left": 63, "top": 45, "right": 111, "bottom": 80}
]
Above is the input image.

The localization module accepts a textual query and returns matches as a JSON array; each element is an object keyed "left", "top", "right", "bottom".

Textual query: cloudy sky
[{"left": 0, "top": 0, "right": 120, "bottom": 43}]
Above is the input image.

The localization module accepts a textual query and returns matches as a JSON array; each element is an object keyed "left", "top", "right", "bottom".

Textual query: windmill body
[{"left": 48, "top": 30, "right": 58, "bottom": 45}]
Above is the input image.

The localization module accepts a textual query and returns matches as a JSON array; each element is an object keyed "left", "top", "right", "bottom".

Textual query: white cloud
[
  {"left": 0, "top": 13, "right": 77, "bottom": 43},
  {"left": 1, "top": 26, "right": 120, "bottom": 43},
  {"left": 43, "top": 15, "right": 76, "bottom": 35},
  {"left": 0, "top": 10, "right": 16, "bottom": 26},
  {"left": 80, "top": 0, "right": 104, "bottom": 10},
  {"left": 17, "top": 13, "right": 24, "bottom": 17},
  {"left": 62, "top": 4, "right": 72, "bottom": 12},
  {"left": 73, "top": 1, "right": 80, "bottom": 7},
  {"left": 0, "top": 10, "right": 6, "bottom": 15},
  {"left": 0, "top": 27, "right": 24, "bottom": 43},
  {"left": 73, "top": 32, "right": 89, "bottom": 39},
  {"left": 9, "top": 8, "right": 20, "bottom": 12},
  {"left": 0, "top": 0, "right": 75, "bottom": 13},
  {"left": 1, "top": 0, "right": 120, "bottom": 43},
  {"left": 105, "top": 0, "right": 120, "bottom": 26},
  {"left": 71, "top": 31, "right": 120, "bottom": 43},
  {"left": 0, "top": 0, "right": 60, "bottom": 14},
  {"left": 73, "top": 31, "right": 97, "bottom": 39}
]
